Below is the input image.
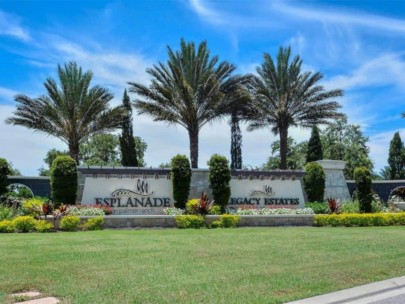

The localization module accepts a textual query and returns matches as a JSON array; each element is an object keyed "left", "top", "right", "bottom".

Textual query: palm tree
[
  {"left": 128, "top": 39, "right": 236, "bottom": 168},
  {"left": 248, "top": 46, "right": 344, "bottom": 169},
  {"left": 6, "top": 61, "right": 126, "bottom": 163}
]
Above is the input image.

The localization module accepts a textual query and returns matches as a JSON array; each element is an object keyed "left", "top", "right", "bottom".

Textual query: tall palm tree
[
  {"left": 6, "top": 61, "right": 126, "bottom": 163},
  {"left": 128, "top": 39, "right": 236, "bottom": 168},
  {"left": 248, "top": 46, "right": 344, "bottom": 169}
]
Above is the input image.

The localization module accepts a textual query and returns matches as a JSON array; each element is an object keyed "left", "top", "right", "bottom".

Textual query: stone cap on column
[{"left": 316, "top": 160, "right": 346, "bottom": 170}]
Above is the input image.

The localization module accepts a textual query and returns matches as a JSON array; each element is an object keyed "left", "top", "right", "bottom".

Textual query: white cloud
[
  {"left": 273, "top": 2, "right": 405, "bottom": 33},
  {"left": 0, "top": 10, "right": 31, "bottom": 41},
  {"left": 0, "top": 87, "right": 18, "bottom": 102}
]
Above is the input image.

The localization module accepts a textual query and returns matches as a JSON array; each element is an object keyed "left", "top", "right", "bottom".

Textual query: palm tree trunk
[
  {"left": 230, "top": 114, "right": 242, "bottom": 169},
  {"left": 189, "top": 128, "right": 199, "bottom": 168},
  {"left": 279, "top": 127, "right": 288, "bottom": 169},
  {"left": 68, "top": 141, "right": 80, "bottom": 164}
]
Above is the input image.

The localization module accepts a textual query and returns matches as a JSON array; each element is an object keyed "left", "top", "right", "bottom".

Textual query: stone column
[{"left": 317, "top": 160, "right": 351, "bottom": 202}]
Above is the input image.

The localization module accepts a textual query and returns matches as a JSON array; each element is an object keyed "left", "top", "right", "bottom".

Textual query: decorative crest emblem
[
  {"left": 249, "top": 184, "right": 275, "bottom": 197},
  {"left": 111, "top": 179, "right": 154, "bottom": 197}
]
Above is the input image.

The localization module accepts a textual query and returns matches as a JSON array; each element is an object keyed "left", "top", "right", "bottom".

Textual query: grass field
[{"left": 1, "top": 227, "right": 405, "bottom": 304}]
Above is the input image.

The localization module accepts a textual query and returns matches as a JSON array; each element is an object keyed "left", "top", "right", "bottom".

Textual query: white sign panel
[
  {"left": 81, "top": 177, "right": 173, "bottom": 215},
  {"left": 229, "top": 179, "right": 305, "bottom": 209}
]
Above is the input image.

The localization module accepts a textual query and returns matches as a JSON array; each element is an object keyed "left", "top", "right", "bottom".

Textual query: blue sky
[{"left": 1, "top": 0, "right": 405, "bottom": 175}]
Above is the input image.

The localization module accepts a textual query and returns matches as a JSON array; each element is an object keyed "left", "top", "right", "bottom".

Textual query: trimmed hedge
[
  {"left": 208, "top": 154, "right": 231, "bottom": 212},
  {"left": 51, "top": 156, "right": 77, "bottom": 206},
  {"left": 171, "top": 155, "right": 191, "bottom": 208},
  {"left": 0, "top": 158, "right": 11, "bottom": 196},
  {"left": 314, "top": 213, "right": 405, "bottom": 227},
  {"left": 354, "top": 167, "right": 372, "bottom": 213},
  {"left": 303, "top": 162, "right": 325, "bottom": 202}
]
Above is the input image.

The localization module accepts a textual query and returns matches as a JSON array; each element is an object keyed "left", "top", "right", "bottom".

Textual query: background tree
[
  {"left": 306, "top": 126, "right": 323, "bottom": 163},
  {"left": 321, "top": 117, "right": 373, "bottom": 179},
  {"left": 388, "top": 132, "right": 405, "bottom": 179},
  {"left": 129, "top": 39, "right": 236, "bottom": 168},
  {"left": 119, "top": 89, "right": 138, "bottom": 166},
  {"left": 0, "top": 158, "right": 11, "bottom": 196},
  {"left": 248, "top": 46, "right": 343, "bottom": 169},
  {"left": 6, "top": 61, "right": 126, "bottom": 163},
  {"left": 38, "top": 149, "right": 68, "bottom": 176},
  {"left": 50, "top": 155, "right": 77, "bottom": 206},
  {"left": 262, "top": 137, "right": 307, "bottom": 170}
]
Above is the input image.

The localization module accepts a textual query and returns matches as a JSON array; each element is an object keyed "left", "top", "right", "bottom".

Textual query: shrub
[
  {"left": 303, "top": 162, "right": 325, "bottom": 202},
  {"left": 209, "top": 205, "right": 222, "bottom": 215},
  {"left": 192, "top": 193, "right": 214, "bottom": 217},
  {"left": 340, "top": 201, "right": 360, "bottom": 214},
  {"left": 175, "top": 215, "right": 205, "bottom": 229},
  {"left": 82, "top": 217, "right": 104, "bottom": 231},
  {"left": 208, "top": 154, "right": 231, "bottom": 212},
  {"left": 13, "top": 216, "right": 36, "bottom": 232},
  {"left": 327, "top": 198, "right": 341, "bottom": 214},
  {"left": 171, "top": 155, "right": 191, "bottom": 208},
  {"left": 185, "top": 199, "right": 199, "bottom": 214},
  {"left": 60, "top": 215, "right": 81, "bottom": 231},
  {"left": 219, "top": 215, "right": 240, "bottom": 228},
  {"left": 314, "top": 213, "right": 405, "bottom": 227},
  {"left": 305, "top": 202, "right": 328, "bottom": 214},
  {"left": 0, "top": 205, "right": 17, "bottom": 220},
  {"left": 354, "top": 167, "right": 372, "bottom": 213},
  {"left": 22, "top": 197, "right": 45, "bottom": 218},
  {"left": 163, "top": 207, "right": 185, "bottom": 215},
  {"left": 51, "top": 156, "right": 78, "bottom": 206},
  {"left": 35, "top": 220, "right": 54, "bottom": 232},
  {"left": 0, "top": 220, "right": 15, "bottom": 233},
  {"left": 0, "top": 158, "right": 11, "bottom": 196},
  {"left": 210, "top": 220, "right": 221, "bottom": 228}
]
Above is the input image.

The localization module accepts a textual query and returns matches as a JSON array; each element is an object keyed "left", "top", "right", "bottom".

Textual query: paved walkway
[{"left": 286, "top": 276, "right": 405, "bottom": 304}]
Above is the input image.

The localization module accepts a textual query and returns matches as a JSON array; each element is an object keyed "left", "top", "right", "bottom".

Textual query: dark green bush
[
  {"left": 13, "top": 216, "right": 36, "bottom": 232},
  {"left": 305, "top": 202, "right": 328, "bottom": 214},
  {"left": 171, "top": 155, "right": 191, "bottom": 208},
  {"left": 82, "top": 217, "right": 104, "bottom": 231},
  {"left": 354, "top": 167, "right": 372, "bottom": 213},
  {"left": 60, "top": 215, "right": 81, "bottom": 231},
  {"left": 303, "top": 162, "right": 325, "bottom": 202},
  {"left": 175, "top": 215, "right": 205, "bottom": 229},
  {"left": 0, "top": 158, "right": 11, "bottom": 196},
  {"left": 51, "top": 156, "right": 78, "bottom": 206},
  {"left": 208, "top": 154, "right": 231, "bottom": 212}
]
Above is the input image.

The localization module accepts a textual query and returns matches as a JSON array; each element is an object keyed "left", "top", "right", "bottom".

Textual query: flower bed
[{"left": 232, "top": 207, "right": 314, "bottom": 215}]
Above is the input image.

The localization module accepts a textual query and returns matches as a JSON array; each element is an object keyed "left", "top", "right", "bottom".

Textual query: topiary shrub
[
  {"left": 171, "top": 155, "right": 191, "bottom": 208},
  {"left": 0, "top": 158, "right": 11, "bottom": 196},
  {"left": 13, "top": 216, "right": 36, "bottom": 232},
  {"left": 60, "top": 215, "right": 81, "bottom": 231},
  {"left": 82, "top": 217, "right": 104, "bottom": 231},
  {"left": 51, "top": 156, "right": 77, "bottom": 206},
  {"left": 354, "top": 167, "right": 372, "bottom": 213},
  {"left": 207, "top": 154, "right": 231, "bottom": 212},
  {"left": 303, "top": 162, "right": 325, "bottom": 202}
]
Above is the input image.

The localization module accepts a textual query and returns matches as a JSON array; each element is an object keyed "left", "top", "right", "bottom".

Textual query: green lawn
[{"left": 1, "top": 227, "right": 405, "bottom": 304}]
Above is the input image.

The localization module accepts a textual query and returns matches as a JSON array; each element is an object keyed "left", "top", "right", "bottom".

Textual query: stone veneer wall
[{"left": 316, "top": 160, "right": 351, "bottom": 202}]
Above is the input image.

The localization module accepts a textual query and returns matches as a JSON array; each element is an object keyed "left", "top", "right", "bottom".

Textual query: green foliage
[
  {"left": 303, "top": 162, "right": 325, "bottom": 202},
  {"left": 192, "top": 193, "right": 214, "bottom": 216},
  {"left": 175, "top": 215, "right": 205, "bottom": 229},
  {"left": 210, "top": 220, "right": 222, "bottom": 228},
  {"left": 171, "top": 155, "right": 191, "bottom": 208},
  {"left": 340, "top": 201, "right": 360, "bottom": 214},
  {"left": 120, "top": 90, "right": 138, "bottom": 167},
  {"left": 306, "top": 126, "right": 323, "bottom": 163},
  {"left": 354, "top": 167, "right": 372, "bottom": 213},
  {"left": 321, "top": 117, "right": 373, "bottom": 179},
  {"left": 219, "top": 214, "right": 240, "bottom": 228},
  {"left": 262, "top": 137, "right": 308, "bottom": 170},
  {"left": 80, "top": 133, "right": 121, "bottom": 166},
  {"left": 0, "top": 205, "right": 17, "bottom": 220},
  {"left": 0, "top": 220, "right": 15, "bottom": 233},
  {"left": 60, "top": 215, "right": 81, "bottom": 232},
  {"left": 13, "top": 216, "right": 36, "bottom": 232},
  {"left": 82, "top": 217, "right": 104, "bottom": 231},
  {"left": 0, "top": 158, "right": 11, "bottom": 196},
  {"left": 208, "top": 154, "right": 231, "bottom": 211},
  {"left": 314, "top": 213, "right": 405, "bottom": 227},
  {"left": 388, "top": 132, "right": 405, "bottom": 179},
  {"left": 35, "top": 220, "right": 54, "bottom": 232},
  {"left": 51, "top": 156, "right": 77, "bottom": 206},
  {"left": 22, "top": 197, "right": 45, "bottom": 217},
  {"left": 305, "top": 202, "right": 329, "bottom": 214},
  {"left": 209, "top": 205, "right": 222, "bottom": 215}
]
